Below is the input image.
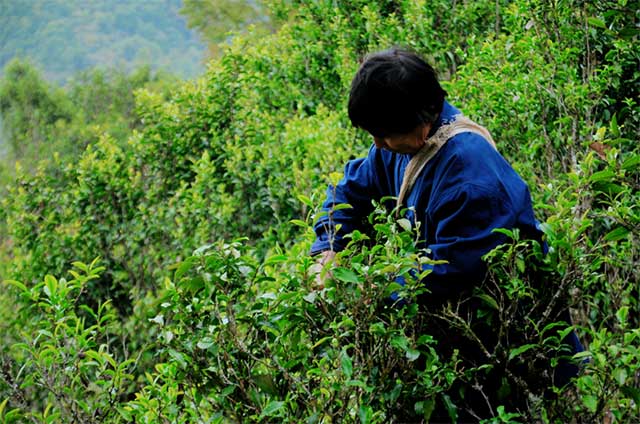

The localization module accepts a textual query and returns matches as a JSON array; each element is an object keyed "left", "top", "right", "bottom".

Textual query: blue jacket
[
  {"left": 311, "top": 100, "right": 583, "bottom": 385},
  {"left": 311, "top": 101, "right": 543, "bottom": 296}
]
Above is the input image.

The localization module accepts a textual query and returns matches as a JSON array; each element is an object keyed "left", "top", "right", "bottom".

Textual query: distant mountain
[{"left": 0, "top": 0, "right": 207, "bottom": 83}]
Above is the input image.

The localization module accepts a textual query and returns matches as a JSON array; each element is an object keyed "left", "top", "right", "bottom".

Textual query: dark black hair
[{"left": 348, "top": 48, "right": 447, "bottom": 137}]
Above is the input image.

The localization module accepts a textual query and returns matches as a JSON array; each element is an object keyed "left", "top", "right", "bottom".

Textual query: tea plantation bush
[{"left": 1, "top": 0, "right": 638, "bottom": 422}]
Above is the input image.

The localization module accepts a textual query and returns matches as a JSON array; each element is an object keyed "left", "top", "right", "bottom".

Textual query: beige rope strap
[{"left": 396, "top": 115, "right": 497, "bottom": 211}]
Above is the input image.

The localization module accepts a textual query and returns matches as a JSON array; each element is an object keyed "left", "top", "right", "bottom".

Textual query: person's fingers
[{"left": 310, "top": 251, "right": 336, "bottom": 289}]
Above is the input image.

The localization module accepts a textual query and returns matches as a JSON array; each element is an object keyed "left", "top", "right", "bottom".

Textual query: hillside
[{"left": 0, "top": 0, "right": 206, "bottom": 83}]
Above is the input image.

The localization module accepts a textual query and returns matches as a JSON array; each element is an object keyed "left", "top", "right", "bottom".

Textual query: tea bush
[
  {"left": 5, "top": 206, "right": 634, "bottom": 422},
  {"left": 0, "top": 260, "right": 135, "bottom": 422},
  {"left": 3, "top": 0, "right": 520, "bottom": 301},
  {"left": 1, "top": 0, "right": 638, "bottom": 421}
]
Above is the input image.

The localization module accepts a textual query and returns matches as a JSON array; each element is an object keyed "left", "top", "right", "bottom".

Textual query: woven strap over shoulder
[{"left": 396, "top": 115, "right": 497, "bottom": 212}]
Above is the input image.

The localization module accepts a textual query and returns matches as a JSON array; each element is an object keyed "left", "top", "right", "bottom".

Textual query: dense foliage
[
  {"left": 0, "top": 59, "right": 175, "bottom": 165},
  {"left": 180, "top": 0, "right": 272, "bottom": 57},
  {"left": 0, "top": 0, "right": 205, "bottom": 82},
  {"left": 0, "top": 0, "right": 638, "bottom": 422}
]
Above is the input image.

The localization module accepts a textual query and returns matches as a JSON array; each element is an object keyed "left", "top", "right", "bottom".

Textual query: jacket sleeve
[
  {"left": 418, "top": 181, "right": 517, "bottom": 298},
  {"left": 310, "top": 146, "right": 382, "bottom": 255}
]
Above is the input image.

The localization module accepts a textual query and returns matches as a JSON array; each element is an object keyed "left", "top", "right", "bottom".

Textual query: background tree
[
  {"left": 180, "top": 0, "right": 273, "bottom": 56},
  {"left": 0, "top": 59, "right": 72, "bottom": 161},
  {"left": 0, "top": 60, "right": 175, "bottom": 172}
]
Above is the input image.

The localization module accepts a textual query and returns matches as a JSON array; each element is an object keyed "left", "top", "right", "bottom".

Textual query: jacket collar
[{"left": 428, "top": 100, "right": 460, "bottom": 137}]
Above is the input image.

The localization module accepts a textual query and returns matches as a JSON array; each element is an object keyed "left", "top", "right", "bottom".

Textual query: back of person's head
[{"left": 348, "top": 47, "right": 447, "bottom": 137}]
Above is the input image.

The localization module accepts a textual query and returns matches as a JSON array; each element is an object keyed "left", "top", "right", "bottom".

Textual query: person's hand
[{"left": 310, "top": 250, "right": 336, "bottom": 290}]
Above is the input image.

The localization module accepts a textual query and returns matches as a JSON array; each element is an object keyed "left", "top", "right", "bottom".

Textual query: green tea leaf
[
  {"left": 613, "top": 368, "right": 627, "bottom": 385},
  {"left": 475, "top": 293, "right": 499, "bottom": 311},
  {"left": 174, "top": 257, "right": 196, "bottom": 280},
  {"left": 297, "top": 194, "right": 313, "bottom": 207},
  {"left": 604, "top": 226, "right": 629, "bottom": 242},
  {"left": 590, "top": 169, "right": 616, "bottom": 182},
  {"left": 397, "top": 218, "right": 412, "bottom": 232},
  {"left": 415, "top": 398, "right": 435, "bottom": 420},
  {"left": 264, "top": 254, "right": 288, "bottom": 265},
  {"left": 341, "top": 350, "right": 353, "bottom": 379},
  {"left": 332, "top": 267, "right": 360, "bottom": 284},
  {"left": 587, "top": 17, "right": 607, "bottom": 29},
  {"left": 616, "top": 306, "right": 629, "bottom": 326},
  {"left": 358, "top": 405, "right": 372, "bottom": 424},
  {"left": 581, "top": 394, "right": 598, "bottom": 412},
  {"left": 508, "top": 344, "right": 537, "bottom": 361},
  {"left": 332, "top": 203, "right": 353, "bottom": 211},
  {"left": 405, "top": 347, "right": 420, "bottom": 361},
  {"left": 303, "top": 292, "right": 317, "bottom": 303},
  {"left": 260, "top": 400, "right": 284, "bottom": 418},
  {"left": 622, "top": 154, "right": 640, "bottom": 170},
  {"left": 197, "top": 337, "right": 214, "bottom": 350},
  {"left": 5, "top": 280, "right": 28, "bottom": 293}
]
